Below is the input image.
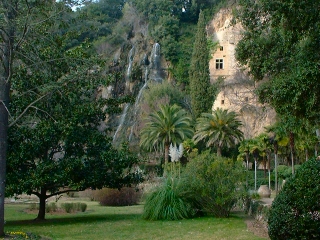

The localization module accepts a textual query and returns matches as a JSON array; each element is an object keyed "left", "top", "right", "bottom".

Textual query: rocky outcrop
[{"left": 208, "top": 8, "right": 276, "bottom": 139}]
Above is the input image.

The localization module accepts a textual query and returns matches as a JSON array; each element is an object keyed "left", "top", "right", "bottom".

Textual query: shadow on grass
[{"left": 6, "top": 212, "right": 142, "bottom": 227}]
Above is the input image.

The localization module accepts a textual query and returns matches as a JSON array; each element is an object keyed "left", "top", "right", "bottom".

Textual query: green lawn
[{"left": 4, "top": 201, "right": 266, "bottom": 240}]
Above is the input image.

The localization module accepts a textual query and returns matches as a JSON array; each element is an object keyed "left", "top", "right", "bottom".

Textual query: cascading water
[
  {"left": 128, "top": 67, "right": 149, "bottom": 141},
  {"left": 128, "top": 43, "right": 163, "bottom": 141},
  {"left": 113, "top": 43, "right": 162, "bottom": 145},
  {"left": 112, "top": 46, "right": 135, "bottom": 143},
  {"left": 125, "top": 46, "right": 135, "bottom": 91},
  {"left": 112, "top": 103, "right": 129, "bottom": 142},
  {"left": 149, "top": 43, "right": 162, "bottom": 82}
]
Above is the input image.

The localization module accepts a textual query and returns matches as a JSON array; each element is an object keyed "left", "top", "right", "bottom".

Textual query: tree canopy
[
  {"left": 193, "top": 108, "right": 243, "bottom": 156},
  {"left": 140, "top": 104, "right": 193, "bottom": 166},
  {"left": 189, "top": 10, "right": 214, "bottom": 118},
  {"left": 1, "top": 0, "right": 142, "bottom": 224},
  {"left": 235, "top": 0, "right": 320, "bottom": 125}
]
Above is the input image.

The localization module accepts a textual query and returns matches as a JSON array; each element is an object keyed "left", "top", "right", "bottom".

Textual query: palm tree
[
  {"left": 193, "top": 108, "right": 243, "bottom": 156},
  {"left": 140, "top": 104, "right": 193, "bottom": 166},
  {"left": 256, "top": 133, "right": 272, "bottom": 177},
  {"left": 248, "top": 138, "right": 261, "bottom": 191},
  {"left": 238, "top": 139, "right": 252, "bottom": 170}
]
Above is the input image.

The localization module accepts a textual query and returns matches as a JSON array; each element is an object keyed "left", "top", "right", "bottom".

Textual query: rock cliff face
[
  {"left": 207, "top": 8, "right": 276, "bottom": 139},
  {"left": 101, "top": 3, "right": 168, "bottom": 145},
  {"left": 105, "top": 5, "right": 276, "bottom": 143}
]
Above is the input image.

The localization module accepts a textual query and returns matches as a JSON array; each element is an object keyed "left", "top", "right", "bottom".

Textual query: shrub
[
  {"left": 180, "top": 151, "right": 246, "bottom": 217},
  {"left": 276, "top": 165, "right": 289, "bottom": 180},
  {"left": 29, "top": 203, "right": 38, "bottom": 211},
  {"left": 98, "top": 187, "right": 142, "bottom": 206},
  {"left": 238, "top": 190, "right": 261, "bottom": 214},
  {"left": 142, "top": 178, "right": 196, "bottom": 220},
  {"left": 268, "top": 158, "right": 320, "bottom": 240},
  {"left": 61, "top": 203, "right": 73, "bottom": 213},
  {"left": 80, "top": 203, "right": 87, "bottom": 212},
  {"left": 46, "top": 202, "right": 58, "bottom": 213},
  {"left": 59, "top": 202, "right": 87, "bottom": 213}
]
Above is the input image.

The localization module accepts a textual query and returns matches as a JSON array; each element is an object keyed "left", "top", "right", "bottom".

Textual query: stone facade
[{"left": 207, "top": 8, "right": 276, "bottom": 139}]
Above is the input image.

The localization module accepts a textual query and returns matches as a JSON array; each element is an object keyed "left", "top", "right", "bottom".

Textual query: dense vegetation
[
  {"left": 268, "top": 159, "right": 320, "bottom": 240},
  {"left": 1, "top": 0, "right": 320, "bottom": 238}
]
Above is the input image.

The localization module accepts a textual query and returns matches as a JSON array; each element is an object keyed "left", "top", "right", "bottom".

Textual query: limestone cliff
[{"left": 207, "top": 8, "right": 276, "bottom": 139}]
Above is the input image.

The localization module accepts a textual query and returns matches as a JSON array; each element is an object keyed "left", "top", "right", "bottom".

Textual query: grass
[{"left": 3, "top": 201, "right": 266, "bottom": 240}]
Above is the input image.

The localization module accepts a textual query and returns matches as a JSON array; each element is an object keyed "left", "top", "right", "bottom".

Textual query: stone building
[{"left": 207, "top": 8, "right": 276, "bottom": 139}]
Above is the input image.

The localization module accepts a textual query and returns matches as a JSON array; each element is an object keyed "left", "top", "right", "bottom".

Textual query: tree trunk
[
  {"left": 254, "top": 159, "right": 257, "bottom": 191},
  {"left": 36, "top": 188, "right": 47, "bottom": 220},
  {"left": 274, "top": 153, "right": 278, "bottom": 194},
  {"left": 274, "top": 141, "right": 278, "bottom": 194},
  {"left": 217, "top": 146, "right": 222, "bottom": 157},
  {"left": 263, "top": 156, "right": 266, "bottom": 178},
  {"left": 245, "top": 152, "right": 249, "bottom": 170},
  {"left": 289, "top": 132, "right": 295, "bottom": 175},
  {"left": 0, "top": 0, "right": 16, "bottom": 236},
  {"left": 0, "top": 81, "right": 9, "bottom": 237}
]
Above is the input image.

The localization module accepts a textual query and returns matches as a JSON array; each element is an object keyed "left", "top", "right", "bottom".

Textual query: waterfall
[
  {"left": 149, "top": 43, "right": 162, "bottom": 82},
  {"left": 113, "top": 43, "right": 162, "bottom": 144},
  {"left": 129, "top": 67, "right": 149, "bottom": 141},
  {"left": 113, "top": 46, "right": 135, "bottom": 143},
  {"left": 125, "top": 46, "right": 135, "bottom": 92},
  {"left": 112, "top": 103, "right": 129, "bottom": 143},
  {"left": 128, "top": 43, "right": 162, "bottom": 141}
]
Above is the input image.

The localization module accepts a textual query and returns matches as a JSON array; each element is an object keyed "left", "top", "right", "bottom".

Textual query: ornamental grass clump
[
  {"left": 61, "top": 202, "right": 87, "bottom": 213},
  {"left": 142, "top": 178, "right": 196, "bottom": 220},
  {"left": 143, "top": 143, "right": 198, "bottom": 220}
]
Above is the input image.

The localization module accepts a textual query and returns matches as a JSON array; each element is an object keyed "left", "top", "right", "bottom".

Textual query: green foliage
[
  {"left": 29, "top": 203, "right": 38, "bottom": 211},
  {"left": 276, "top": 165, "right": 290, "bottom": 180},
  {"left": 4, "top": 203, "right": 265, "bottom": 240},
  {"left": 277, "top": 165, "right": 301, "bottom": 180},
  {"left": 268, "top": 158, "right": 320, "bottom": 240},
  {"left": 142, "top": 178, "right": 196, "bottom": 220},
  {"left": 181, "top": 151, "right": 246, "bottom": 217},
  {"left": 6, "top": 3, "right": 142, "bottom": 220},
  {"left": 66, "top": 0, "right": 126, "bottom": 48},
  {"left": 61, "top": 203, "right": 73, "bottom": 213},
  {"left": 150, "top": 15, "right": 180, "bottom": 63},
  {"left": 189, "top": 11, "right": 214, "bottom": 118},
  {"left": 207, "top": 39, "right": 219, "bottom": 59},
  {"left": 46, "top": 202, "right": 58, "bottom": 213},
  {"left": 235, "top": 0, "right": 320, "bottom": 124},
  {"left": 141, "top": 81, "right": 188, "bottom": 113},
  {"left": 80, "top": 203, "right": 87, "bottom": 212},
  {"left": 140, "top": 104, "right": 193, "bottom": 164},
  {"left": 60, "top": 202, "right": 87, "bottom": 213},
  {"left": 193, "top": 108, "right": 243, "bottom": 156}
]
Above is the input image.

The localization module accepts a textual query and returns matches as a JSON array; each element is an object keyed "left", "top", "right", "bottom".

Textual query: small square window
[
  {"left": 221, "top": 100, "right": 225, "bottom": 104},
  {"left": 220, "top": 46, "right": 224, "bottom": 51},
  {"left": 216, "top": 59, "right": 224, "bottom": 69}
]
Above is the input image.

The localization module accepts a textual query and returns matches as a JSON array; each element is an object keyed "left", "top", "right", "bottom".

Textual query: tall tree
[
  {"left": 235, "top": 0, "right": 320, "bottom": 125},
  {"left": 0, "top": 0, "right": 38, "bottom": 235},
  {"left": 189, "top": 10, "right": 213, "bottom": 118},
  {"left": 238, "top": 139, "right": 252, "bottom": 170},
  {"left": 0, "top": 0, "right": 138, "bottom": 232},
  {"left": 193, "top": 108, "right": 243, "bottom": 156},
  {"left": 7, "top": 43, "right": 141, "bottom": 221},
  {"left": 140, "top": 104, "right": 193, "bottom": 166}
]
